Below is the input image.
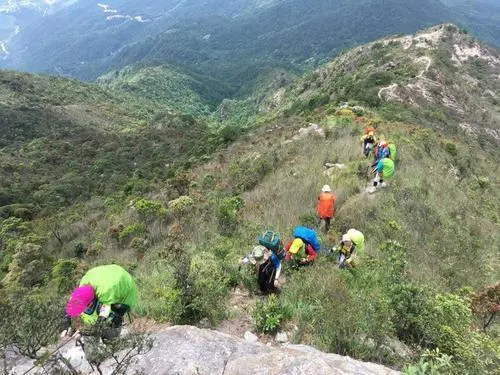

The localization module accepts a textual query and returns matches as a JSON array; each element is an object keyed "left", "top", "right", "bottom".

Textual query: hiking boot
[{"left": 380, "top": 182, "right": 388, "bottom": 188}]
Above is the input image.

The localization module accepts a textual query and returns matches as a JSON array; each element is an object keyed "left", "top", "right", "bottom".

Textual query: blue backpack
[{"left": 293, "top": 226, "right": 321, "bottom": 252}]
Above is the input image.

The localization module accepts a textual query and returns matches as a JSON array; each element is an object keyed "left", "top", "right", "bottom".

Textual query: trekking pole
[{"left": 20, "top": 337, "right": 76, "bottom": 375}]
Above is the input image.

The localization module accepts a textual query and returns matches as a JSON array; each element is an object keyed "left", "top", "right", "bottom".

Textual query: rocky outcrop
[
  {"left": 10, "top": 326, "right": 400, "bottom": 375},
  {"left": 113, "top": 326, "right": 400, "bottom": 375}
]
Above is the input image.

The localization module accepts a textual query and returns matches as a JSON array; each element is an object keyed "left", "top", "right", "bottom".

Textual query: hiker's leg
[{"left": 325, "top": 218, "right": 331, "bottom": 233}]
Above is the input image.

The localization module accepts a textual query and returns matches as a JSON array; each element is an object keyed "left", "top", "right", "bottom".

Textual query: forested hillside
[
  {"left": 2, "top": 0, "right": 499, "bottom": 97},
  {"left": 0, "top": 25, "right": 498, "bottom": 374}
]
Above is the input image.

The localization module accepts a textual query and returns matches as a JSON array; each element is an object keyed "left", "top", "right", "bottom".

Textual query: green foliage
[
  {"left": 253, "top": 294, "right": 291, "bottom": 334},
  {"left": 3, "top": 243, "right": 53, "bottom": 288},
  {"left": 0, "top": 289, "right": 65, "bottom": 359},
  {"left": 229, "top": 153, "right": 276, "bottom": 193},
  {"left": 51, "top": 258, "right": 79, "bottom": 293},
  {"left": 118, "top": 223, "right": 147, "bottom": 242},
  {"left": 444, "top": 141, "right": 457, "bottom": 157},
  {"left": 134, "top": 199, "right": 167, "bottom": 219},
  {"left": 404, "top": 348, "right": 453, "bottom": 375},
  {"left": 181, "top": 252, "right": 231, "bottom": 325},
  {"left": 135, "top": 261, "right": 182, "bottom": 322},
  {"left": 215, "top": 195, "right": 244, "bottom": 237},
  {"left": 167, "top": 196, "right": 194, "bottom": 216},
  {"left": 0, "top": 204, "right": 38, "bottom": 220}
]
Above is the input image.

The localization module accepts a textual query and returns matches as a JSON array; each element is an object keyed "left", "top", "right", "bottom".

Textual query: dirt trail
[{"left": 378, "top": 56, "right": 432, "bottom": 100}]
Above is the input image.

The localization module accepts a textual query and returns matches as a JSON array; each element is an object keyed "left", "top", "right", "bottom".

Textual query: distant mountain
[
  {"left": 271, "top": 24, "right": 499, "bottom": 142},
  {"left": 1, "top": 0, "right": 499, "bottom": 98},
  {"left": 446, "top": 0, "right": 500, "bottom": 47}
]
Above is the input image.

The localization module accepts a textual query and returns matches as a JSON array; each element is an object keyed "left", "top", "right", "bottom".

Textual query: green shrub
[
  {"left": 0, "top": 289, "right": 65, "bottom": 359},
  {"left": 215, "top": 195, "right": 244, "bottom": 237},
  {"left": 253, "top": 294, "right": 290, "bottom": 333},
  {"left": 136, "top": 261, "right": 182, "bottom": 322},
  {"left": 167, "top": 195, "right": 194, "bottom": 216},
  {"left": 134, "top": 199, "right": 167, "bottom": 219},
  {"left": 51, "top": 258, "right": 79, "bottom": 293},
  {"left": 404, "top": 348, "right": 453, "bottom": 375},
  {"left": 72, "top": 242, "right": 87, "bottom": 258},
  {"left": 180, "top": 252, "right": 231, "bottom": 325},
  {"left": 444, "top": 142, "right": 457, "bottom": 157},
  {"left": 119, "top": 223, "right": 147, "bottom": 241},
  {"left": 3, "top": 243, "right": 52, "bottom": 288}
]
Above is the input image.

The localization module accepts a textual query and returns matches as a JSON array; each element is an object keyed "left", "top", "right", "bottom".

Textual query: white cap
[
  {"left": 322, "top": 184, "right": 332, "bottom": 192},
  {"left": 342, "top": 234, "right": 351, "bottom": 243}
]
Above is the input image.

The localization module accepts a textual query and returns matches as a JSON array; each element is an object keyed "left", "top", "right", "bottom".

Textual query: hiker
[
  {"left": 257, "top": 230, "right": 285, "bottom": 294},
  {"left": 335, "top": 229, "right": 365, "bottom": 269},
  {"left": 370, "top": 156, "right": 394, "bottom": 192},
  {"left": 61, "top": 264, "right": 138, "bottom": 343},
  {"left": 360, "top": 130, "right": 376, "bottom": 158},
  {"left": 317, "top": 185, "right": 336, "bottom": 233},
  {"left": 240, "top": 244, "right": 282, "bottom": 294},
  {"left": 285, "top": 226, "right": 320, "bottom": 266},
  {"left": 373, "top": 140, "right": 390, "bottom": 162}
]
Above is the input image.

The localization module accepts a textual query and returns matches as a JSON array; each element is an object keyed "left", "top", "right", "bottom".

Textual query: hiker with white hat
[
  {"left": 333, "top": 229, "right": 365, "bottom": 269},
  {"left": 317, "top": 184, "right": 336, "bottom": 233}
]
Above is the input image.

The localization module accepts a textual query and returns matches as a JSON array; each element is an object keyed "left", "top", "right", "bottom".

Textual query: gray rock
[
  {"left": 110, "top": 326, "right": 400, "bottom": 375},
  {"left": 10, "top": 326, "right": 400, "bottom": 375},
  {"left": 275, "top": 331, "right": 288, "bottom": 343},
  {"left": 243, "top": 330, "right": 259, "bottom": 343}
]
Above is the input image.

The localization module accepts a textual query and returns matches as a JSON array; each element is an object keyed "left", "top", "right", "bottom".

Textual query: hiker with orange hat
[
  {"left": 61, "top": 264, "right": 138, "bottom": 344},
  {"left": 317, "top": 185, "right": 336, "bottom": 233}
]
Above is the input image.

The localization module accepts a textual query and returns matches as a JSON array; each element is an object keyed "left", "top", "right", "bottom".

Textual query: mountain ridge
[{"left": 0, "top": 24, "right": 498, "bottom": 374}]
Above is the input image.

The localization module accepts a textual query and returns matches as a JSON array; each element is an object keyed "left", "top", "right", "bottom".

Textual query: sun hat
[
  {"left": 342, "top": 234, "right": 351, "bottom": 243},
  {"left": 66, "top": 285, "right": 95, "bottom": 317},
  {"left": 321, "top": 185, "right": 332, "bottom": 192},
  {"left": 289, "top": 238, "right": 304, "bottom": 254},
  {"left": 249, "top": 245, "right": 266, "bottom": 264}
]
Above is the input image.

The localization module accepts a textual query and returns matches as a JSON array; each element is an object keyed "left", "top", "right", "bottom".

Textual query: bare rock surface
[{"left": 9, "top": 326, "right": 400, "bottom": 375}]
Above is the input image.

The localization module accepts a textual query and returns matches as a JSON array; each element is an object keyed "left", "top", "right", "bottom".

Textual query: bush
[
  {"left": 51, "top": 258, "right": 79, "bottom": 293},
  {"left": 118, "top": 223, "right": 147, "bottom": 241},
  {"left": 0, "top": 289, "right": 65, "bottom": 359},
  {"left": 404, "top": 348, "right": 453, "bottom": 375},
  {"left": 228, "top": 153, "right": 275, "bottom": 193},
  {"left": 180, "top": 252, "right": 231, "bottom": 325},
  {"left": 471, "top": 283, "right": 499, "bottom": 331},
  {"left": 215, "top": 195, "right": 244, "bottom": 237},
  {"left": 167, "top": 195, "right": 194, "bottom": 216},
  {"left": 253, "top": 294, "right": 290, "bottom": 333},
  {"left": 134, "top": 199, "right": 167, "bottom": 219},
  {"left": 3, "top": 243, "right": 52, "bottom": 288},
  {"left": 136, "top": 261, "right": 182, "bottom": 322}
]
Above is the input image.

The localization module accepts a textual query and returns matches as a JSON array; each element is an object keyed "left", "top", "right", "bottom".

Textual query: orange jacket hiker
[{"left": 317, "top": 185, "right": 336, "bottom": 219}]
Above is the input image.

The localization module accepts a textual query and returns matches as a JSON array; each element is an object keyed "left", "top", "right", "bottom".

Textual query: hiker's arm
[
  {"left": 275, "top": 263, "right": 281, "bottom": 280},
  {"left": 306, "top": 245, "right": 317, "bottom": 261}
]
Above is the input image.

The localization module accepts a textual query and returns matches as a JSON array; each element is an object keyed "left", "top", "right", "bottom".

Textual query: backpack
[
  {"left": 293, "top": 226, "right": 321, "bottom": 252},
  {"left": 258, "top": 229, "right": 285, "bottom": 260}
]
